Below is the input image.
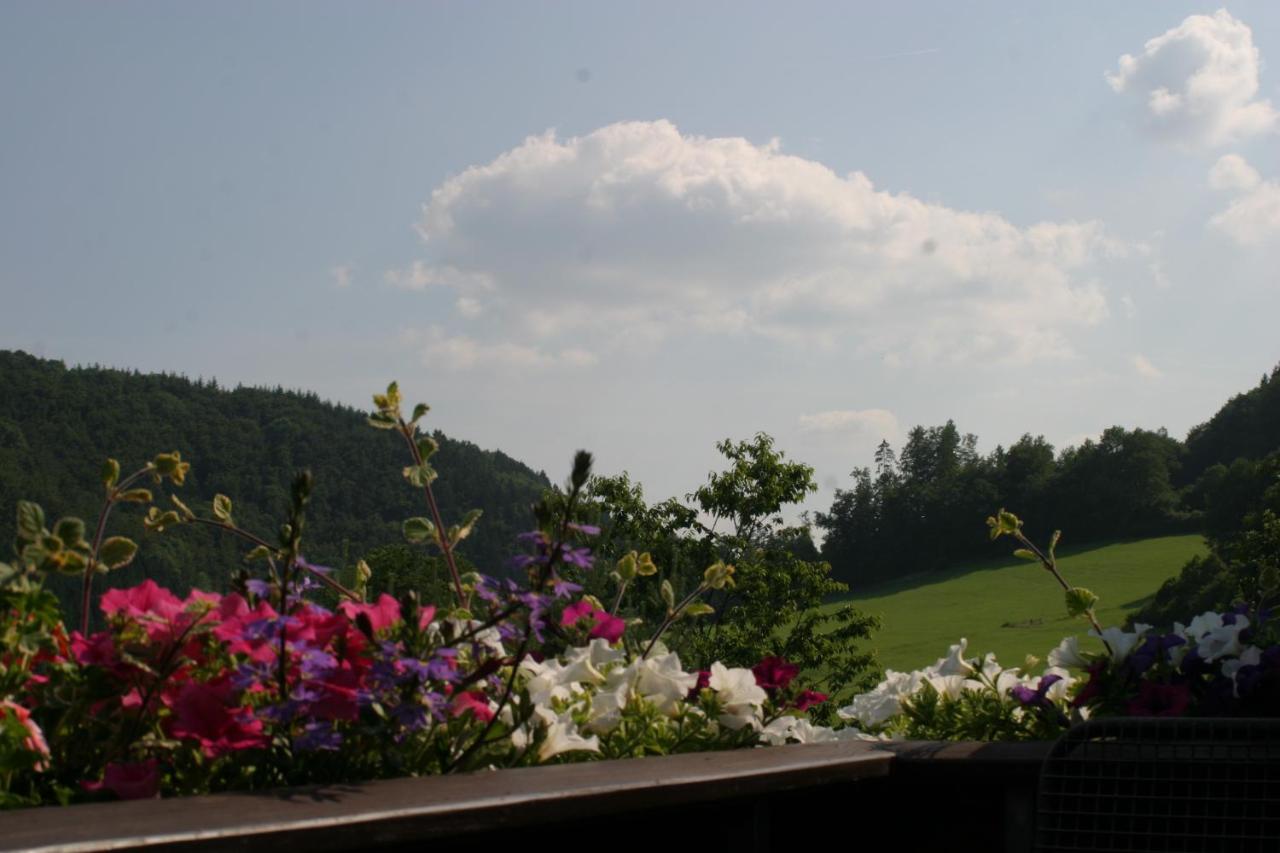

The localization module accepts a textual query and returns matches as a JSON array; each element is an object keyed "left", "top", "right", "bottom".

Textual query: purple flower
[
  {"left": 550, "top": 577, "right": 583, "bottom": 599},
  {"left": 299, "top": 648, "right": 338, "bottom": 680},
  {"left": 1012, "top": 674, "right": 1064, "bottom": 709},
  {"left": 245, "top": 579, "right": 273, "bottom": 600},
  {"left": 296, "top": 721, "right": 342, "bottom": 752}
]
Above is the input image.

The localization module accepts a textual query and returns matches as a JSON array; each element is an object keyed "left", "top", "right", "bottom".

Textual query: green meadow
[{"left": 826, "top": 535, "right": 1207, "bottom": 672}]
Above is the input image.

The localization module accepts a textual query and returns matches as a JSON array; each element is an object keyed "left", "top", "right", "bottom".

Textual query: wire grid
[{"left": 1036, "top": 718, "right": 1280, "bottom": 852}]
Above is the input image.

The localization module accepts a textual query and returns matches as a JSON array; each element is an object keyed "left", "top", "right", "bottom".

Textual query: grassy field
[{"left": 825, "top": 534, "right": 1207, "bottom": 672}]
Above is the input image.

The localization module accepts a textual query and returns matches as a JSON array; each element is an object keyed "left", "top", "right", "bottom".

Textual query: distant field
[{"left": 824, "top": 535, "right": 1207, "bottom": 672}]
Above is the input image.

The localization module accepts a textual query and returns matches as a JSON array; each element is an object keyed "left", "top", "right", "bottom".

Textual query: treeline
[
  {"left": 818, "top": 365, "right": 1280, "bottom": 590},
  {"left": 0, "top": 350, "right": 550, "bottom": 614}
]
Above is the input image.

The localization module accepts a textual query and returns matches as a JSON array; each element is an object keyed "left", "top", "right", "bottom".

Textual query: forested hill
[
  {"left": 0, "top": 350, "right": 550, "bottom": 605},
  {"left": 1181, "top": 364, "right": 1280, "bottom": 486},
  {"left": 818, "top": 363, "right": 1280, "bottom": 590}
]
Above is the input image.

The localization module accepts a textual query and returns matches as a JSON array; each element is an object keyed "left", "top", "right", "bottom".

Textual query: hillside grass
[{"left": 825, "top": 534, "right": 1207, "bottom": 672}]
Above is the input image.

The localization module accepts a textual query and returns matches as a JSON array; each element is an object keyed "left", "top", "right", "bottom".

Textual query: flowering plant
[
  {"left": 0, "top": 384, "right": 852, "bottom": 808},
  {"left": 837, "top": 511, "right": 1280, "bottom": 740}
]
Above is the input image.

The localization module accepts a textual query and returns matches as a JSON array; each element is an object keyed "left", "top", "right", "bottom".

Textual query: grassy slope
[{"left": 826, "top": 535, "right": 1207, "bottom": 672}]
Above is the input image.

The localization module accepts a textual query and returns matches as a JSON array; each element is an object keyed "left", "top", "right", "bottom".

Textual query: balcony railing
[{"left": 0, "top": 740, "right": 1050, "bottom": 852}]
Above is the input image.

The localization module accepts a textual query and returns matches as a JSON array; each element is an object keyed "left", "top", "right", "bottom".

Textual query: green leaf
[
  {"left": 59, "top": 551, "right": 88, "bottom": 574},
  {"left": 117, "top": 489, "right": 153, "bottom": 504},
  {"left": 402, "top": 464, "right": 437, "bottom": 487},
  {"left": 403, "top": 517, "right": 436, "bottom": 545},
  {"left": 212, "top": 494, "right": 233, "bottom": 523},
  {"left": 1012, "top": 548, "right": 1038, "bottom": 561},
  {"left": 1064, "top": 586, "right": 1099, "bottom": 618},
  {"left": 682, "top": 602, "right": 715, "bottom": 618},
  {"left": 54, "top": 518, "right": 86, "bottom": 549},
  {"left": 16, "top": 501, "right": 45, "bottom": 541},
  {"left": 243, "top": 545, "right": 273, "bottom": 563},
  {"left": 411, "top": 403, "right": 430, "bottom": 423},
  {"left": 99, "top": 537, "right": 139, "bottom": 570},
  {"left": 449, "top": 509, "right": 482, "bottom": 545},
  {"left": 660, "top": 579, "right": 676, "bottom": 612},
  {"left": 101, "top": 458, "right": 121, "bottom": 489},
  {"left": 636, "top": 553, "right": 657, "bottom": 576},
  {"left": 170, "top": 494, "right": 195, "bottom": 521},
  {"left": 367, "top": 413, "right": 397, "bottom": 430},
  {"left": 152, "top": 452, "right": 190, "bottom": 485},
  {"left": 385, "top": 381, "right": 401, "bottom": 408},
  {"left": 143, "top": 508, "right": 181, "bottom": 533},
  {"left": 616, "top": 552, "right": 637, "bottom": 581},
  {"left": 416, "top": 435, "right": 439, "bottom": 461}
]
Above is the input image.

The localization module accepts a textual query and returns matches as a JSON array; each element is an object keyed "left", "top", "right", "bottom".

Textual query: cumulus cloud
[
  {"left": 798, "top": 409, "right": 900, "bottom": 438},
  {"left": 1132, "top": 354, "right": 1163, "bottom": 379},
  {"left": 1208, "top": 154, "right": 1261, "bottom": 190},
  {"left": 329, "top": 264, "right": 353, "bottom": 289},
  {"left": 1107, "top": 10, "right": 1277, "bottom": 149},
  {"left": 410, "top": 120, "right": 1132, "bottom": 364},
  {"left": 401, "top": 327, "right": 595, "bottom": 372},
  {"left": 1208, "top": 155, "right": 1280, "bottom": 246}
]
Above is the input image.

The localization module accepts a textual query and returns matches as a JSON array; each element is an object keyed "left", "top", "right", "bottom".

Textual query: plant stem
[
  {"left": 80, "top": 466, "right": 151, "bottom": 635},
  {"left": 397, "top": 421, "right": 468, "bottom": 609},
  {"left": 188, "top": 518, "right": 360, "bottom": 602},
  {"left": 1014, "top": 530, "right": 1113, "bottom": 655},
  {"left": 642, "top": 585, "right": 708, "bottom": 660}
]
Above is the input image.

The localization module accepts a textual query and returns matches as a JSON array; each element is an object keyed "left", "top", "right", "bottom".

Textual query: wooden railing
[{"left": 0, "top": 740, "right": 1051, "bottom": 852}]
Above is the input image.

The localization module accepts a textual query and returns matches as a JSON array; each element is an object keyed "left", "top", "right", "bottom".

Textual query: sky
[{"left": 2, "top": 3, "right": 1278, "bottom": 528}]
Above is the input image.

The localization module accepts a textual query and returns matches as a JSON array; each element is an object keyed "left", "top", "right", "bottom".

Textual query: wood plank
[{"left": 0, "top": 741, "right": 893, "bottom": 852}]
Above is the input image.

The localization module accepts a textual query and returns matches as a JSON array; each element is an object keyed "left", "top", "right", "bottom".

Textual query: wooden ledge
[{"left": 0, "top": 741, "right": 893, "bottom": 852}]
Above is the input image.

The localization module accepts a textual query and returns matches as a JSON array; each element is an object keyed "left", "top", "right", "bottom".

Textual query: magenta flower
[
  {"left": 1125, "top": 680, "right": 1191, "bottom": 717},
  {"left": 101, "top": 760, "right": 160, "bottom": 800},
  {"left": 560, "top": 600, "right": 625, "bottom": 643},
  {"left": 167, "top": 681, "right": 267, "bottom": 757},
  {"left": 793, "top": 690, "right": 828, "bottom": 711},
  {"left": 450, "top": 690, "right": 495, "bottom": 723},
  {"left": 752, "top": 657, "right": 800, "bottom": 690},
  {"left": 338, "top": 594, "right": 402, "bottom": 635}
]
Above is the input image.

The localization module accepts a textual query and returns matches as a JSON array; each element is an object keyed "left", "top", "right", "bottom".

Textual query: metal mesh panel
[{"left": 1036, "top": 718, "right": 1280, "bottom": 852}]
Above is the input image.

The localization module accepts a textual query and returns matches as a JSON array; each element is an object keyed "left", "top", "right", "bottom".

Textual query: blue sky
[{"left": 2, "top": 3, "right": 1278, "bottom": 524}]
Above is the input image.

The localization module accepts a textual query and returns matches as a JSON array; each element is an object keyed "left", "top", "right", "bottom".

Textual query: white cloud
[
  {"left": 1208, "top": 154, "right": 1261, "bottom": 190},
  {"left": 1210, "top": 182, "right": 1280, "bottom": 245},
  {"left": 798, "top": 409, "right": 899, "bottom": 438},
  {"left": 411, "top": 120, "right": 1130, "bottom": 364},
  {"left": 1107, "top": 10, "right": 1278, "bottom": 149},
  {"left": 1208, "top": 155, "right": 1280, "bottom": 246},
  {"left": 329, "top": 264, "right": 353, "bottom": 289},
  {"left": 455, "top": 296, "right": 484, "bottom": 318},
  {"left": 384, "top": 261, "right": 493, "bottom": 292},
  {"left": 401, "top": 327, "right": 596, "bottom": 372},
  {"left": 1132, "top": 354, "right": 1163, "bottom": 379}
]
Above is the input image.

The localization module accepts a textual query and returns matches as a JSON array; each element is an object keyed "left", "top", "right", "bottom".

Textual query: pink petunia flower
[{"left": 0, "top": 700, "right": 49, "bottom": 771}]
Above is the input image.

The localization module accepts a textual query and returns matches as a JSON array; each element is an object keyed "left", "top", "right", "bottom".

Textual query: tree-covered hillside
[
  {"left": 818, "top": 364, "right": 1280, "bottom": 591},
  {"left": 0, "top": 350, "right": 550, "bottom": 612}
]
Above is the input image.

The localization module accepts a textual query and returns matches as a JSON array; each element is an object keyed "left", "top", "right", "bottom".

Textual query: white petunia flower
[
  {"left": 708, "top": 662, "right": 767, "bottom": 730},
  {"left": 1222, "top": 646, "right": 1262, "bottom": 696},
  {"left": 1090, "top": 624, "right": 1151, "bottom": 661},
  {"left": 1198, "top": 616, "right": 1249, "bottom": 662},
  {"left": 930, "top": 639, "right": 975, "bottom": 676},
  {"left": 538, "top": 712, "right": 601, "bottom": 761},
  {"left": 1048, "top": 636, "right": 1089, "bottom": 669},
  {"left": 837, "top": 669, "right": 925, "bottom": 728}
]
